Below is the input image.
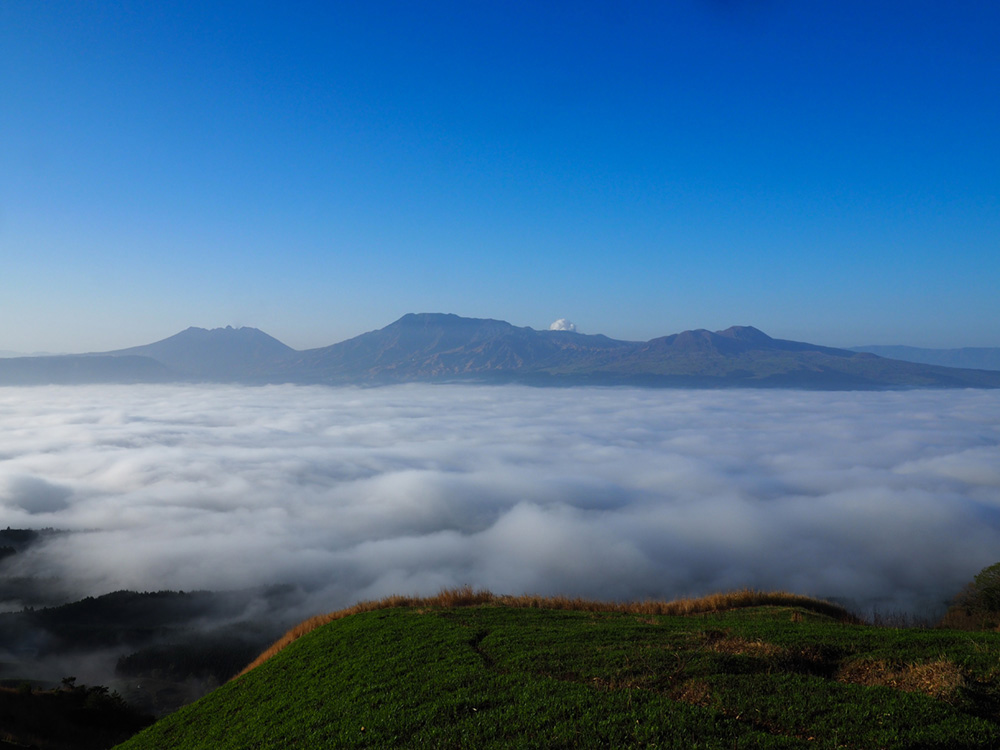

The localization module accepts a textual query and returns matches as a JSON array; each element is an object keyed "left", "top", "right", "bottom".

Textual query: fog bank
[{"left": 2, "top": 384, "right": 999, "bottom": 618}]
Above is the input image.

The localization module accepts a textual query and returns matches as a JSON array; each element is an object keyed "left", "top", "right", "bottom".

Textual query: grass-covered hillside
[{"left": 114, "top": 589, "right": 1000, "bottom": 749}]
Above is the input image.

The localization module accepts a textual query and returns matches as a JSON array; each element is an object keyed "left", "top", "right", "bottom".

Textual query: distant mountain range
[{"left": 2, "top": 313, "right": 999, "bottom": 389}]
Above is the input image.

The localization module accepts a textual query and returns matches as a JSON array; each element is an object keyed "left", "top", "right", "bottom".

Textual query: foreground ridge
[
  {"left": 238, "top": 587, "right": 859, "bottom": 677},
  {"left": 116, "top": 587, "right": 1000, "bottom": 750}
]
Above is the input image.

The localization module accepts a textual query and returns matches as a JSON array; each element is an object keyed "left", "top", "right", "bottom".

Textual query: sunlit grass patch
[
  {"left": 238, "top": 586, "right": 856, "bottom": 676},
  {"left": 838, "top": 657, "right": 967, "bottom": 700},
  {"left": 706, "top": 634, "right": 784, "bottom": 658}
]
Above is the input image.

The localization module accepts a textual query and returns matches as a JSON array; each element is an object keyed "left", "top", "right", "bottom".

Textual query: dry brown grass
[
  {"left": 236, "top": 586, "right": 857, "bottom": 677},
  {"left": 707, "top": 635, "right": 785, "bottom": 658},
  {"left": 670, "top": 678, "right": 713, "bottom": 707},
  {"left": 837, "top": 658, "right": 967, "bottom": 700},
  {"left": 938, "top": 605, "right": 1000, "bottom": 632}
]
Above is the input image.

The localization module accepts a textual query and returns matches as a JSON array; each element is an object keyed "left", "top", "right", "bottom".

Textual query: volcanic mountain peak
[
  {"left": 174, "top": 324, "right": 286, "bottom": 341},
  {"left": 384, "top": 312, "right": 517, "bottom": 343},
  {"left": 107, "top": 325, "right": 295, "bottom": 380},
  {"left": 716, "top": 325, "right": 774, "bottom": 344}
]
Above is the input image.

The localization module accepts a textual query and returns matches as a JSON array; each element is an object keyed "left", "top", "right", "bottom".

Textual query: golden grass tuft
[
  {"left": 837, "top": 658, "right": 967, "bottom": 700},
  {"left": 236, "top": 586, "right": 858, "bottom": 678}
]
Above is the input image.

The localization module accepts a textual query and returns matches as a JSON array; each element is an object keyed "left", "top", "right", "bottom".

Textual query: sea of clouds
[{"left": 2, "top": 383, "right": 1000, "bottom": 619}]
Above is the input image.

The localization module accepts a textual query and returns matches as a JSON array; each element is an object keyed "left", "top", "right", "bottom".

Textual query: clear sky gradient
[{"left": 3, "top": 1, "right": 998, "bottom": 352}]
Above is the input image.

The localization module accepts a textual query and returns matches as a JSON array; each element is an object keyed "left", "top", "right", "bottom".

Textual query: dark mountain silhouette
[
  {"left": 107, "top": 326, "right": 296, "bottom": 381},
  {"left": 2, "top": 315, "right": 999, "bottom": 388},
  {"left": 851, "top": 345, "right": 1000, "bottom": 372}
]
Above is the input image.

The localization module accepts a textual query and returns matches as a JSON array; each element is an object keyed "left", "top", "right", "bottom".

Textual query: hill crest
[{"left": 112, "top": 587, "right": 1000, "bottom": 750}]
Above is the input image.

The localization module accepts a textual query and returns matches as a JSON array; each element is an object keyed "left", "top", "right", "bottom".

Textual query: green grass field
[{"left": 113, "top": 592, "right": 1000, "bottom": 749}]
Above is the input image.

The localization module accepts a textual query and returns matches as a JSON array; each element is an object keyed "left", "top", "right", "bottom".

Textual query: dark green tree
[{"left": 971, "top": 562, "right": 1000, "bottom": 613}]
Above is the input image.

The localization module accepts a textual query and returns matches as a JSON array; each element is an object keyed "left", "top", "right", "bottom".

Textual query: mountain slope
[
  {"left": 114, "top": 592, "right": 1000, "bottom": 750},
  {"left": 556, "top": 327, "right": 1000, "bottom": 388},
  {"left": 852, "top": 345, "right": 1000, "bottom": 372},
  {"left": 108, "top": 326, "right": 295, "bottom": 380}
]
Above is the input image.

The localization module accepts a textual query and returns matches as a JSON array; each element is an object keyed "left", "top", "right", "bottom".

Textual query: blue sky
[{"left": 2, "top": 1, "right": 998, "bottom": 352}]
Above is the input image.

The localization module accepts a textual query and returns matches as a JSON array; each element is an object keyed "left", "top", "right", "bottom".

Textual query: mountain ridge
[
  {"left": 851, "top": 344, "right": 1000, "bottom": 372},
  {"left": 2, "top": 314, "right": 999, "bottom": 389}
]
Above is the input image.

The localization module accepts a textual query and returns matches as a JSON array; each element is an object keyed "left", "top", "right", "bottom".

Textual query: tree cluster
[{"left": 940, "top": 562, "right": 1000, "bottom": 630}]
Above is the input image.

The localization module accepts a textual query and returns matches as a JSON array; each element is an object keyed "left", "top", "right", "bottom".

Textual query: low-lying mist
[{"left": 3, "top": 383, "right": 1000, "bottom": 621}]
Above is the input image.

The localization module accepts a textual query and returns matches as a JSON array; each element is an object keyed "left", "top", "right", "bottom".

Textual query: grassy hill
[{"left": 114, "top": 589, "right": 1000, "bottom": 749}]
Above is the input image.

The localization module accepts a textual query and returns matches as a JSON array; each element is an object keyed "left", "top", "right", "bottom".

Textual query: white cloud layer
[{"left": 2, "top": 384, "right": 1000, "bottom": 618}]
